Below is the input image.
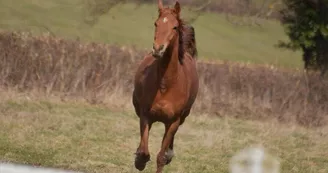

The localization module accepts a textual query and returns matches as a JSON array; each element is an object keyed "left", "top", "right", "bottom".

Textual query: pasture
[
  {"left": 0, "top": 0, "right": 302, "bottom": 68},
  {"left": 1, "top": 1, "right": 327, "bottom": 173},
  {"left": 0, "top": 91, "right": 327, "bottom": 173}
]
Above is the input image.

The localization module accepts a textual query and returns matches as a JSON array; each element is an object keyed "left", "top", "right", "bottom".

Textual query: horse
[{"left": 132, "top": 0, "right": 199, "bottom": 172}]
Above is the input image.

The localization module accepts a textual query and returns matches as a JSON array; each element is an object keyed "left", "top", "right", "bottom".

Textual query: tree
[{"left": 277, "top": 0, "right": 328, "bottom": 76}]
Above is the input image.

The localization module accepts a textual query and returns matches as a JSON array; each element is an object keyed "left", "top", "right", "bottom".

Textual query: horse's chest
[{"left": 149, "top": 87, "right": 187, "bottom": 119}]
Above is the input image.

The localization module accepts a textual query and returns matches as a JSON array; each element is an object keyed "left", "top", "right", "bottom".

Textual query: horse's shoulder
[
  {"left": 135, "top": 53, "right": 155, "bottom": 79},
  {"left": 135, "top": 53, "right": 153, "bottom": 69}
]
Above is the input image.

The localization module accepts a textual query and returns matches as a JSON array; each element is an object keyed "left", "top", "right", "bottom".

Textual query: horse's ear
[
  {"left": 174, "top": 1, "right": 181, "bottom": 14},
  {"left": 158, "top": 0, "right": 163, "bottom": 10}
]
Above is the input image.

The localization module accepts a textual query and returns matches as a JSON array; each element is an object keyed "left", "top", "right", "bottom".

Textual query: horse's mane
[{"left": 178, "top": 19, "right": 198, "bottom": 64}]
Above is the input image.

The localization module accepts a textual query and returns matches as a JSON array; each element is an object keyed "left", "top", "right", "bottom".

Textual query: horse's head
[{"left": 152, "top": 0, "right": 181, "bottom": 59}]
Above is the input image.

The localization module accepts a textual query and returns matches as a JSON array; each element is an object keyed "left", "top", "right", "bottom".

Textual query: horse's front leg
[
  {"left": 135, "top": 115, "right": 152, "bottom": 171},
  {"left": 156, "top": 118, "right": 180, "bottom": 173}
]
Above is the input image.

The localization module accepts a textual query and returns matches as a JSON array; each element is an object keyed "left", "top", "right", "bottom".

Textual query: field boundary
[{"left": 0, "top": 30, "right": 327, "bottom": 127}]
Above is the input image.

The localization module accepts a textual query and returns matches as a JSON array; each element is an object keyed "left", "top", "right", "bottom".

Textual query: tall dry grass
[{"left": 0, "top": 30, "right": 327, "bottom": 127}]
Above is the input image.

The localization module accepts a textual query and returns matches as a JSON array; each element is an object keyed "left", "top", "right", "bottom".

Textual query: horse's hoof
[{"left": 134, "top": 153, "right": 150, "bottom": 171}]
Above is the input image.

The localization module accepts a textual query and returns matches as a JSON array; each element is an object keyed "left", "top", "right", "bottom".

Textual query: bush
[{"left": 0, "top": 30, "right": 327, "bottom": 127}]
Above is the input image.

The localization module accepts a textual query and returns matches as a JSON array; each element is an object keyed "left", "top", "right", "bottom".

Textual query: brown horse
[{"left": 132, "top": 0, "right": 199, "bottom": 172}]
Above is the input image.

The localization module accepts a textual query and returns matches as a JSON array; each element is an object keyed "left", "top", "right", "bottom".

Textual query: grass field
[
  {"left": 0, "top": 90, "right": 327, "bottom": 173},
  {"left": 0, "top": 1, "right": 327, "bottom": 173},
  {"left": 0, "top": 0, "right": 302, "bottom": 68}
]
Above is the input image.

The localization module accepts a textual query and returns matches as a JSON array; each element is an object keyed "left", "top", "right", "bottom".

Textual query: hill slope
[{"left": 0, "top": 0, "right": 302, "bottom": 68}]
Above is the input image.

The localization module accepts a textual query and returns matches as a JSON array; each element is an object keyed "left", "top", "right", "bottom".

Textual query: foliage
[{"left": 278, "top": 0, "right": 328, "bottom": 74}]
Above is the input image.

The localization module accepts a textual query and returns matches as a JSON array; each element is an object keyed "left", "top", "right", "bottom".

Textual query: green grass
[
  {"left": 0, "top": 0, "right": 302, "bottom": 68},
  {"left": 0, "top": 97, "right": 327, "bottom": 173}
]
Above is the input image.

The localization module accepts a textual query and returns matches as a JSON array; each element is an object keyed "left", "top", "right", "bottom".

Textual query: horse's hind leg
[
  {"left": 165, "top": 109, "right": 190, "bottom": 165},
  {"left": 158, "top": 125, "right": 175, "bottom": 166},
  {"left": 135, "top": 115, "right": 152, "bottom": 171},
  {"left": 165, "top": 137, "right": 175, "bottom": 165},
  {"left": 156, "top": 119, "right": 181, "bottom": 173}
]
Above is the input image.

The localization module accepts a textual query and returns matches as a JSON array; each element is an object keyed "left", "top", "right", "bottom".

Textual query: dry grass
[
  {"left": 0, "top": 89, "right": 327, "bottom": 173},
  {"left": 0, "top": 31, "right": 327, "bottom": 127}
]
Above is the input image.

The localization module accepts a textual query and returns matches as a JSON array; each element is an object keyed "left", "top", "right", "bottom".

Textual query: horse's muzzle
[{"left": 152, "top": 44, "right": 165, "bottom": 59}]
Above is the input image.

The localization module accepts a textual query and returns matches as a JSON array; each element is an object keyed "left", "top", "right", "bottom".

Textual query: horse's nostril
[{"left": 153, "top": 44, "right": 164, "bottom": 52}]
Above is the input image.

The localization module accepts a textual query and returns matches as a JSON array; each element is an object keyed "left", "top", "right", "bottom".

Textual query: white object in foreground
[
  {"left": 0, "top": 162, "right": 82, "bottom": 173},
  {"left": 229, "top": 147, "right": 280, "bottom": 173}
]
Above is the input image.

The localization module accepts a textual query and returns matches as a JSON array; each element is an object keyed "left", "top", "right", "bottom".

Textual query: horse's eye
[
  {"left": 154, "top": 23, "right": 157, "bottom": 27},
  {"left": 173, "top": 26, "right": 178, "bottom": 30}
]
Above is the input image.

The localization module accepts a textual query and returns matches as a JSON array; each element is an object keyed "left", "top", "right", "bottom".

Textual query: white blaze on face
[{"left": 163, "top": 17, "right": 168, "bottom": 23}]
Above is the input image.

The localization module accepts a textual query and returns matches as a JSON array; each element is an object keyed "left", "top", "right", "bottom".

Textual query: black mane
[{"left": 178, "top": 21, "right": 198, "bottom": 64}]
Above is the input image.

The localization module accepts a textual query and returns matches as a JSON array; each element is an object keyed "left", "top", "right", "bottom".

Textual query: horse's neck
[{"left": 158, "top": 37, "right": 180, "bottom": 88}]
